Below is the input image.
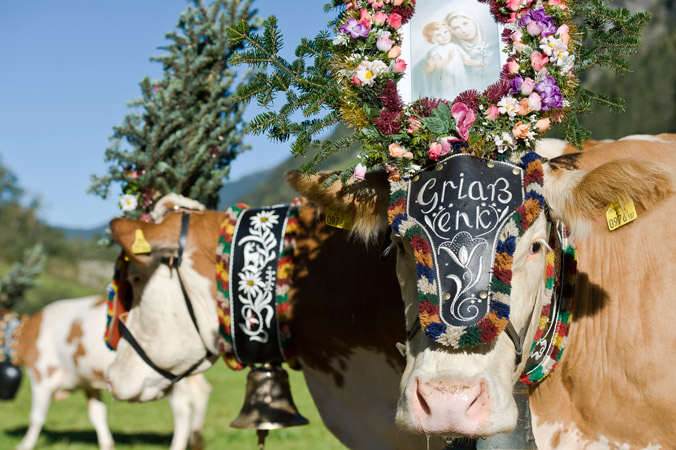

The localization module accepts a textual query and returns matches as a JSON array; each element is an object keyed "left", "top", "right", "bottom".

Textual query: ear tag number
[
  {"left": 325, "top": 206, "right": 354, "bottom": 230},
  {"left": 131, "top": 229, "right": 152, "bottom": 254},
  {"left": 606, "top": 199, "right": 637, "bottom": 231}
]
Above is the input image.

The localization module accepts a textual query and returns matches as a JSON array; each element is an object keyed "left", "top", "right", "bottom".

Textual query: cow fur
[{"left": 14, "top": 295, "right": 210, "bottom": 450}]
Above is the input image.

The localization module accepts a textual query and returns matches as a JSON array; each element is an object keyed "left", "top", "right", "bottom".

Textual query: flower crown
[{"left": 333, "top": 0, "right": 576, "bottom": 180}]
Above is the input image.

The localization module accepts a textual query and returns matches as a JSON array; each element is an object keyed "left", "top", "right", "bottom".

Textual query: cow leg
[
  {"left": 86, "top": 390, "right": 114, "bottom": 450},
  {"left": 187, "top": 374, "right": 211, "bottom": 450},
  {"left": 168, "top": 379, "right": 192, "bottom": 450},
  {"left": 16, "top": 378, "right": 53, "bottom": 450}
]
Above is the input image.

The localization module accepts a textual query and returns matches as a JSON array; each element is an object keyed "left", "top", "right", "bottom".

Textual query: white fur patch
[
  {"left": 618, "top": 135, "right": 671, "bottom": 144},
  {"left": 535, "top": 139, "right": 569, "bottom": 159},
  {"left": 533, "top": 419, "right": 663, "bottom": 449},
  {"left": 151, "top": 193, "right": 205, "bottom": 222}
]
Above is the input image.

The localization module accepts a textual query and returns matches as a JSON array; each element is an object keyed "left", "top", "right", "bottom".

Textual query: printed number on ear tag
[
  {"left": 325, "top": 206, "right": 354, "bottom": 230},
  {"left": 131, "top": 229, "right": 152, "bottom": 254},
  {"left": 606, "top": 199, "right": 637, "bottom": 231}
]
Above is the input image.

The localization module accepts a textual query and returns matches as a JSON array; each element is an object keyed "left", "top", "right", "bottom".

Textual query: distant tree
[
  {"left": 0, "top": 244, "right": 45, "bottom": 310},
  {"left": 89, "top": 0, "right": 260, "bottom": 217}
]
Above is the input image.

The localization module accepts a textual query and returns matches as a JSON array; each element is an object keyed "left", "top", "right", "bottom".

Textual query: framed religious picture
[{"left": 400, "top": 0, "right": 507, "bottom": 103}]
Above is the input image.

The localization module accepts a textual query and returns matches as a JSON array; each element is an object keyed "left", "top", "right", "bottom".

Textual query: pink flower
[
  {"left": 141, "top": 214, "right": 151, "bottom": 223},
  {"left": 530, "top": 51, "right": 549, "bottom": 72},
  {"left": 377, "top": 35, "right": 394, "bottom": 52},
  {"left": 557, "top": 24, "right": 571, "bottom": 45},
  {"left": 486, "top": 104, "right": 500, "bottom": 121},
  {"left": 130, "top": 170, "right": 138, "bottom": 179},
  {"left": 510, "top": 30, "right": 523, "bottom": 43},
  {"left": 517, "top": 98, "right": 532, "bottom": 116},
  {"left": 407, "top": 117, "right": 421, "bottom": 133},
  {"left": 354, "top": 163, "right": 367, "bottom": 180},
  {"left": 387, "top": 13, "right": 402, "bottom": 30},
  {"left": 389, "top": 143, "right": 405, "bottom": 158},
  {"left": 373, "top": 11, "right": 388, "bottom": 25},
  {"left": 389, "top": 46, "right": 402, "bottom": 59},
  {"left": 521, "top": 77, "right": 535, "bottom": 95},
  {"left": 403, "top": 151, "right": 414, "bottom": 159},
  {"left": 528, "top": 92, "right": 542, "bottom": 111},
  {"left": 394, "top": 57, "right": 406, "bottom": 71},
  {"left": 535, "top": 118, "right": 551, "bottom": 132},
  {"left": 548, "top": 0, "right": 568, "bottom": 10},
  {"left": 368, "top": 0, "right": 384, "bottom": 9},
  {"left": 439, "top": 137, "right": 452, "bottom": 153},
  {"left": 451, "top": 102, "right": 476, "bottom": 141},
  {"left": 512, "top": 121, "right": 531, "bottom": 139},
  {"left": 506, "top": 0, "right": 527, "bottom": 11},
  {"left": 359, "top": 9, "right": 372, "bottom": 29},
  {"left": 352, "top": 74, "right": 362, "bottom": 85},
  {"left": 392, "top": 0, "right": 405, "bottom": 5},
  {"left": 429, "top": 141, "right": 443, "bottom": 161},
  {"left": 507, "top": 59, "right": 520, "bottom": 74}
]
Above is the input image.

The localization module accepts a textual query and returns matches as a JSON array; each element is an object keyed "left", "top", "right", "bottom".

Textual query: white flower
[
  {"left": 251, "top": 210, "right": 279, "bottom": 231},
  {"left": 120, "top": 194, "right": 138, "bottom": 212},
  {"left": 494, "top": 132, "right": 516, "bottom": 154},
  {"left": 497, "top": 96, "right": 519, "bottom": 119},
  {"left": 355, "top": 60, "right": 388, "bottom": 86},
  {"left": 539, "top": 36, "right": 568, "bottom": 66},
  {"left": 238, "top": 270, "right": 266, "bottom": 296}
]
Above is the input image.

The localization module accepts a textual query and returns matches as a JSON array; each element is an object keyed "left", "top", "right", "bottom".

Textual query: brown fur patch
[
  {"left": 17, "top": 310, "right": 43, "bottom": 382},
  {"left": 92, "top": 369, "right": 105, "bottom": 381},
  {"left": 73, "top": 342, "right": 86, "bottom": 368},
  {"left": 285, "top": 170, "right": 390, "bottom": 245},
  {"left": 66, "top": 321, "right": 83, "bottom": 344},
  {"left": 93, "top": 297, "right": 107, "bottom": 307}
]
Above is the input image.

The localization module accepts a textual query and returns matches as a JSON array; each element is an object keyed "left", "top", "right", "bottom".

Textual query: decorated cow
[
  {"left": 2, "top": 296, "right": 210, "bottom": 450},
  {"left": 104, "top": 193, "right": 451, "bottom": 450},
  {"left": 287, "top": 133, "right": 676, "bottom": 449}
]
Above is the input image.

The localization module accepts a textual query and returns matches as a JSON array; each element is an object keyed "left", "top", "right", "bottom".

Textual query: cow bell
[
  {"left": 230, "top": 363, "right": 309, "bottom": 431},
  {"left": 0, "top": 361, "right": 22, "bottom": 400}
]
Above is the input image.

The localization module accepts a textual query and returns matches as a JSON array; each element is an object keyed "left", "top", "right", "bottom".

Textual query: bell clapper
[{"left": 257, "top": 429, "right": 269, "bottom": 449}]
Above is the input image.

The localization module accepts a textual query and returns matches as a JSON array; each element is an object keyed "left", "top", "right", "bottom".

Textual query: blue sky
[{"left": 0, "top": 1, "right": 332, "bottom": 229}]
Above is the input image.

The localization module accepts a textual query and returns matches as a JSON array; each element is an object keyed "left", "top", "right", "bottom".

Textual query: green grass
[{"left": 0, "top": 363, "right": 347, "bottom": 449}]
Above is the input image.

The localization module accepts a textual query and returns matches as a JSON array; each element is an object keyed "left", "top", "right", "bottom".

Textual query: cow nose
[{"left": 410, "top": 378, "right": 490, "bottom": 435}]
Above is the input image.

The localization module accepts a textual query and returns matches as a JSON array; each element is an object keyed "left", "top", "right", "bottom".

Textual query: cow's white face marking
[
  {"left": 393, "top": 213, "right": 549, "bottom": 437},
  {"left": 107, "top": 251, "right": 218, "bottom": 402}
]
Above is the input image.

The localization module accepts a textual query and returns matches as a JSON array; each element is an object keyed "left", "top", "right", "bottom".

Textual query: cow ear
[
  {"left": 109, "top": 216, "right": 180, "bottom": 265},
  {"left": 544, "top": 158, "right": 675, "bottom": 238},
  {"left": 285, "top": 169, "right": 390, "bottom": 244}
]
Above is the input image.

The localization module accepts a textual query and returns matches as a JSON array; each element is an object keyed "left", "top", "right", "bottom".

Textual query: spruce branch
[{"left": 0, "top": 244, "right": 45, "bottom": 310}]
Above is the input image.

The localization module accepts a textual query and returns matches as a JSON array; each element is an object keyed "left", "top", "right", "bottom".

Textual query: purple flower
[
  {"left": 340, "top": 17, "right": 369, "bottom": 39},
  {"left": 518, "top": 8, "right": 557, "bottom": 37},
  {"left": 535, "top": 76, "right": 564, "bottom": 110},
  {"left": 510, "top": 74, "right": 524, "bottom": 95}
]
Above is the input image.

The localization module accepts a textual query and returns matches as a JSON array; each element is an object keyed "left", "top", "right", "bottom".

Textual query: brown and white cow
[
  {"left": 104, "top": 195, "right": 447, "bottom": 450},
  {"left": 14, "top": 295, "right": 211, "bottom": 450},
  {"left": 287, "top": 133, "right": 676, "bottom": 449}
]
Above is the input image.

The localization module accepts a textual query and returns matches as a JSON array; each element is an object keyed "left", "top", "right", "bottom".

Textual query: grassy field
[{"left": 0, "top": 362, "right": 347, "bottom": 449}]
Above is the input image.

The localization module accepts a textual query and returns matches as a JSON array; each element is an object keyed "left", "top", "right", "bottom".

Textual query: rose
[
  {"left": 392, "top": 0, "right": 405, "bottom": 5},
  {"left": 368, "top": 0, "right": 384, "bottom": 9},
  {"left": 512, "top": 121, "right": 531, "bottom": 139},
  {"left": 429, "top": 141, "right": 443, "bottom": 161},
  {"left": 389, "top": 143, "right": 405, "bottom": 158},
  {"left": 354, "top": 163, "right": 367, "bottom": 180},
  {"left": 352, "top": 74, "right": 362, "bottom": 85},
  {"left": 393, "top": 57, "right": 406, "bottom": 71},
  {"left": 451, "top": 102, "right": 476, "bottom": 141},
  {"left": 376, "top": 35, "right": 394, "bottom": 52},
  {"left": 388, "top": 46, "right": 402, "bottom": 59},
  {"left": 521, "top": 77, "right": 535, "bottom": 95},
  {"left": 530, "top": 51, "right": 549, "bottom": 72},
  {"left": 407, "top": 117, "right": 421, "bottom": 133},
  {"left": 387, "top": 13, "right": 402, "bottom": 30},
  {"left": 517, "top": 98, "right": 532, "bottom": 116},
  {"left": 507, "top": 59, "right": 520, "bottom": 74},
  {"left": 557, "top": 24, "right": 571, "bottom": 45},
  {"left": 528, "top": 92, "right": 542, "bottom": 111},
  {"left": 535, "top": 118, "right": 552, "bottom": 132},
  {"left": 486, "top": 104, "right": 499, "bottom": 121},
  {"left": 359, "top": 9, "right": 372, "bottom": 29},
  {"left": 373, "top": 11, "right": 388, "bottom": 26}
]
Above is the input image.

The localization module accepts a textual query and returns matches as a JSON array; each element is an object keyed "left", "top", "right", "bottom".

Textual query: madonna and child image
[{"left": 406, "top": 0, "right": 504, "bottom": 102}]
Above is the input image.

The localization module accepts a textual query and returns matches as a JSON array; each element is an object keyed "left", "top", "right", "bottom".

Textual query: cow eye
[{"left": 529, "top": 241, "right": 542, "bottom": 255}]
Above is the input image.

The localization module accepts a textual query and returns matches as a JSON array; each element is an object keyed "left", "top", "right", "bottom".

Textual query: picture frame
[{"left": 400, "top": 0, "right": 508, "bottom": 104}]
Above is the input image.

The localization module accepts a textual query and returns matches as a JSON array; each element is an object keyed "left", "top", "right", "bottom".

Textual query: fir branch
[{"left": 0, "top": 244, "right": 45, "bottom": 309}]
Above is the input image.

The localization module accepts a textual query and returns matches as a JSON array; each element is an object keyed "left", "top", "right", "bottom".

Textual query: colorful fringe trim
[
  {"left": 388, "top": 152, "right": 546, "bottom": 349},
  {"left": 215, "top": 199, "right": 304, "bottom": 370},
  {"left": 104, "top": 252, "right": 129, "bottom": 351},
  {"left": 0, "top": 311, "right": 28, "bottom": 366}
]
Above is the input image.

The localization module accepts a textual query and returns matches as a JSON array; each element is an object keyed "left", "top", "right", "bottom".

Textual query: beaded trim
[
  {"left": 388, "top": 152, "right": 545, "bottom": 348},
  {"left": 0, "top": 311, "right": 28, "bottom": 366},
  {"left": 215, "top": 199, "right": 304, "bottom": 370}
]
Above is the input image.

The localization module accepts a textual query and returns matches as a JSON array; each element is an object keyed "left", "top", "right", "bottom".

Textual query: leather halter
[{"left": 118, "top": 212, "right": 214, "bottom": 384}]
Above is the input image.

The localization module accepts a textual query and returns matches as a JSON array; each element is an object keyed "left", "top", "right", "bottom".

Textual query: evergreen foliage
[
  {"left": 89, "top": 0, "right": 260, "bottom": 216},
  {"left": 0, "top": 245, "right": 45, "bottom": 310},
  {"left": 227, "top": 0, "right": 651, "bottom": 178}
]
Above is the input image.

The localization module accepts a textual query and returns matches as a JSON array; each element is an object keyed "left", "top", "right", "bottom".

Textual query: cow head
[
  {"left": 106, "top": 204, "right": 224, "bottom": 402},
  {"left": 287, "top": 148, "right": 674, "bottom": 438}
]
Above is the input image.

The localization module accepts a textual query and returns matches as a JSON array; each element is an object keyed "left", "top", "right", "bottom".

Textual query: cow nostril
[{"left": 416, "top": 380, "right": 431, "bottom": 416}]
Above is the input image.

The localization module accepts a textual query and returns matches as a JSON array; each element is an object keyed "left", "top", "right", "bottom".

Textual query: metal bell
[
  {"left": 230, "top": 363, "right": 309, "bottom": 431},
  {"left": 0, "top": 361, "right": 22, "bottom": 400}
]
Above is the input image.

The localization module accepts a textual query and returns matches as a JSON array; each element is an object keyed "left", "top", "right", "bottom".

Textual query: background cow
[
  {"left": 14, "top": 295, "right": 211, "bottom": 450},
  {"left": 287, "top": 134, "right": 676, "bottom": 449},
  {"left": 104, "top": 196, "right": 446, "bottom": 450}
]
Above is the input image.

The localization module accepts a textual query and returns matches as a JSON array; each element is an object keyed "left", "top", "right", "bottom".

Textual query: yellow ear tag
[
  {"left": 325, "top": 205, "right": 355, "bottom": 230},
  {"left": 605, "top": 199, "right": 637, "bottom": 231},
  {"left": 131, "top": 229, "right": 152, "bottom": 254}
]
